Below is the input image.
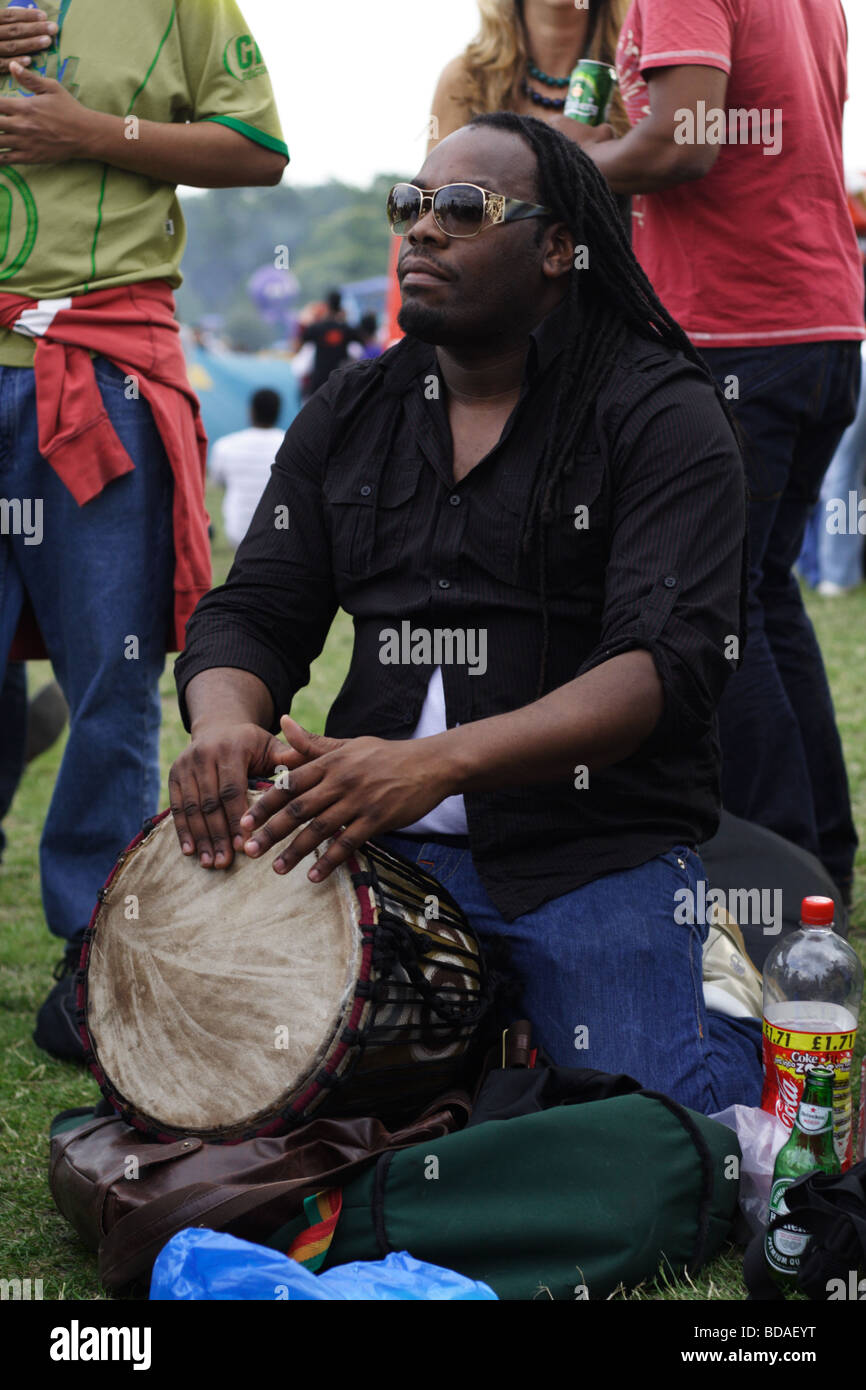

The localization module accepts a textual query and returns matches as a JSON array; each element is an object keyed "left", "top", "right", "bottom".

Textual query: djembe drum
[{"left": 78, "top": 796, "right": 488, "bottom": 1143}]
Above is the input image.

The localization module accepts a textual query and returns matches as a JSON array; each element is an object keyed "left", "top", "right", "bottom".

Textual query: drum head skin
[{"left": 85, "top": 795, "right": 361, "bottom": 1141}]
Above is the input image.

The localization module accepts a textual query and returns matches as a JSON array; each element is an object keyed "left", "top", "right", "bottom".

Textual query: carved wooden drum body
[{"left": 78, "top": 798, "right": 487, "bottom": 1143}]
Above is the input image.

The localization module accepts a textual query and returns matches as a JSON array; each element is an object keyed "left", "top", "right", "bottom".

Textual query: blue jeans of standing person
[
  {"left": 0, "top": 358, "right": 175, "bottom": 940},
  {"left": 0, "top": 660, "right": 27, "bottom": 860},
  {"left": 798, "top": 352, "right": 866, "bottom": 589},
  {"left": 381, "top": 834, "right": 764, "bottom": 1115},
  {"left": 818, "top": 354, "right": 866, "bottom": 588},
  {"left": 700, "top": 342, "right": 862, "bottom": 897}
]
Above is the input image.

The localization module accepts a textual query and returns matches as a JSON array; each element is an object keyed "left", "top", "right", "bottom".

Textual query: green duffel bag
[{"left": 314, "top": 1092, "right": 740, "bottom": 1300}]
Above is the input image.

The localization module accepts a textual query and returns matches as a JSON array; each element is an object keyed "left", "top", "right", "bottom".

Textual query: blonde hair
[{"left": 458, "top": 0, "right": 630, "bottom": 136}]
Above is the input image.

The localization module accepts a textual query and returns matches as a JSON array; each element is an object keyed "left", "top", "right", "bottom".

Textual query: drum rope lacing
[{"left": 364, "top": 847, "right": 489, "bottom": 1029}]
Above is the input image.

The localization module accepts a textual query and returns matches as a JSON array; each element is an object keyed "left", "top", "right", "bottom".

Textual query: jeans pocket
[{"left": 91, "top": 355, "right": 155, "bottom": 419}]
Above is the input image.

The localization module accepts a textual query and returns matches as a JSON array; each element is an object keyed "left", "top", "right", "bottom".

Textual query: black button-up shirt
[{"left": 176, "top": 299, "right": 747, "bottom": 920}]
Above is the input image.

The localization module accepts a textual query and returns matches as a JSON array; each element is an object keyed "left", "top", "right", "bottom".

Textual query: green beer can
[{"left": 564, "top": 59, "right": 618, "bottom": 126}]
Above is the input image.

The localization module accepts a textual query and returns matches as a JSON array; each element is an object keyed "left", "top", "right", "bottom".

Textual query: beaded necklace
[{"left": 522, "top": 57, "right": 572, "bottom": 111}]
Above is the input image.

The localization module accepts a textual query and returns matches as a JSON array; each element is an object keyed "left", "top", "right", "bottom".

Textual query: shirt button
[
  {"left": 448, "top": 494, "right": 461, "bottom": 506},
  {"left": 438, "top": 579, "right": 451, "bottom": 590},
  {"left": 664, "top": 576, "right": 677, "bottom": 588},
  {"left": 360, "top": 484, "right": 373, "bottom": 497}
]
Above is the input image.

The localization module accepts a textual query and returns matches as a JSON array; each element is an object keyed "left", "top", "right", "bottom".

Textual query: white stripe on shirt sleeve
[{"left": 641, "top": 49, "right": 731, "bottom": 72}]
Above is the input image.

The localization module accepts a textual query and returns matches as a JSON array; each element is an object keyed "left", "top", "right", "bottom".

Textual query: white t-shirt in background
[{"left": 209, "top": 427, "right": 284, "bottom": 548}]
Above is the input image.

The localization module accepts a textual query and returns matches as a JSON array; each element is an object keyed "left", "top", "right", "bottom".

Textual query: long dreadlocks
[{"left": 468, "top": 111, "right": 730, "bottom": 693}]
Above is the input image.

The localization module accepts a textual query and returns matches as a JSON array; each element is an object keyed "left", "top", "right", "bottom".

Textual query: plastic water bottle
[{"left": 761, "top": 896, "right": 862, "bottom": 1168}]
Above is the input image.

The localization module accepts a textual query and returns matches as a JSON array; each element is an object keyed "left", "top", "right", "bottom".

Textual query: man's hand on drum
[
  {"left": 239, "top": 715, "right": 456, "bottom": 882},
  {"left": 168, "top": 721, "right": 304, "bottom": 869}
]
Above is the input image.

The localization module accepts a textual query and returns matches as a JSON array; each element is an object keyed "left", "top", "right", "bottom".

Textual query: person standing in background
[
  {"left": 357, "top": 312, "right": 382, "bottom": 360},
  {"left": 209, "top": 388, "right": 284, "bottom": 549},
  {"left": 561, "top": 0, "right": 864, "bottom": 906},
  {"left": 0, "top": 2, "right": 288, "bottom": 1061},
  {"left": 299, "top": 290, "right": 359, "bottom": 398},
  {"left": 428, "top": 0, "right": 629, "bottom": 145}
]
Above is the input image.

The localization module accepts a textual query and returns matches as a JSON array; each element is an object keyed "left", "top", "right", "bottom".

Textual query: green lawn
[{"left": 1, "top": 496, "right": 863, "bottom": 1301}]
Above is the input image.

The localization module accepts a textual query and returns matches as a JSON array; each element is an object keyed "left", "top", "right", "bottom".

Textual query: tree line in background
[{"left": 176, "top": 174, "right": 400, "bottom": 350}]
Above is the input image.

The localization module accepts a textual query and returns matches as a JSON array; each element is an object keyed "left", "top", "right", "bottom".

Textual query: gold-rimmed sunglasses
[{"left": 387, "top": 181, "right": 552, "bottom": 239}]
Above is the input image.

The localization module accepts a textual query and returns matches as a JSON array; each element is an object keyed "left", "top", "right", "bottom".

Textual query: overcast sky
[{"left": 235, "top": 0, "right": 866, "bottom": 189}]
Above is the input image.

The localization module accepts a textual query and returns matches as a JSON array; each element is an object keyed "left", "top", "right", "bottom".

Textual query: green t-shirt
[{"left": 0, "top": 0, "right": 288, "bottom": 364}]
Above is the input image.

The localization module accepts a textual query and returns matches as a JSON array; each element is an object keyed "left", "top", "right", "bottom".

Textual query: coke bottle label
[{"left": 760, "top": 1020, "right": 856, "bottom": 1168}]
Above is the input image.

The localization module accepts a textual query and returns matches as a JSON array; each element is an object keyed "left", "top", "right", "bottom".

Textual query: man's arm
[
  {"left": 186, "top": 667, "right": 275, "bottom": 735},
  {"left": 432, "top": 649, "right": 663, "bottom": 791},
  {"left": 171, "top": 390, "right": 339, "bottom": 867},
  {"left": 427, "top": 56, "right": 473, "bottom": 154},
  {"left": 0, "top": 62, "right": 286, "bottom": 186},
  {"left": 554, "top": 65, "right": 729, "bottom": 193}
]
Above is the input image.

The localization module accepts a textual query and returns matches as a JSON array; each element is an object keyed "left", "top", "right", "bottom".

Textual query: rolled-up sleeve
[
  {"left": 576, "top": 360, "right": 747, "bottom": 749},
  {"left": 175, "top": 390, "right": 338, "bottom": 732}
]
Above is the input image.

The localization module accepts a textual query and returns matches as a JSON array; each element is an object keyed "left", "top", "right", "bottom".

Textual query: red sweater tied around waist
[{"left": 0, "top": 279, "right": 211, "bottom": 657}]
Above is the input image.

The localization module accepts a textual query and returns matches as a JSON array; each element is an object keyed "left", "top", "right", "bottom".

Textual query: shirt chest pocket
[
  {"left": 324, "top": 457, "right": 423, "bottom": 579},
  {"left": 480, "top": 454, "right": 608, "bottom": 593}
]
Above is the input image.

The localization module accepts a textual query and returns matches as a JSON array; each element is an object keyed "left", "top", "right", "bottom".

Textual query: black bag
[{"left": 744, "top": 1160, "right": 866, "bottom": 1300}]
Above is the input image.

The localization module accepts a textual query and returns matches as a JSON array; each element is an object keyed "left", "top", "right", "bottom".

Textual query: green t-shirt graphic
[{"left": 0, "top": 0, "right": 288, "bottom": 363}]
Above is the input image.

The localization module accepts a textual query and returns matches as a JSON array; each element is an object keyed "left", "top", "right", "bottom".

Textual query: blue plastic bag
[{"left": 150, "top": 1228, "right": 497, "bottom": 1300}]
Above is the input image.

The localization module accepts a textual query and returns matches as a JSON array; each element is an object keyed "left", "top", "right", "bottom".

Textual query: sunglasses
[{"left": 387, "top": 182, "right": 551, "bottom": 239}]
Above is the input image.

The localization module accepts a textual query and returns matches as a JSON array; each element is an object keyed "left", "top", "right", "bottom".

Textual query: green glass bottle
[{"left": 764, "top": 1065, "right": 839, "bottom": 1286}]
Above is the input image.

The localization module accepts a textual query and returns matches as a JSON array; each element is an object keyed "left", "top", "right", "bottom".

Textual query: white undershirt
[{"left": 394, "top": 668, "right": 469, "bottom": 836}]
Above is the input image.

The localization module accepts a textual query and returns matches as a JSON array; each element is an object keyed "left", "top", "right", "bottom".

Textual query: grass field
[{"left": 1, "top": 492, "right": 864, "bottom": 1302}]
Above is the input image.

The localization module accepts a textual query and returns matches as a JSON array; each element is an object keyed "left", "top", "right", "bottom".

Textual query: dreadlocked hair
[{"left": 469, "top": 111, "right": 730, "bottom": 695}]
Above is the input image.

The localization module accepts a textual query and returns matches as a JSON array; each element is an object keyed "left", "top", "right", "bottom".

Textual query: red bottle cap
[{"left": 801, "top": 896, "right": 835, "bottom": 926}]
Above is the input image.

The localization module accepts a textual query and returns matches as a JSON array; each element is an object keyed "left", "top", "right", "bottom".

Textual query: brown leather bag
[{"left": 49, "top": 1094, "right": 471, "bottom": 1291}]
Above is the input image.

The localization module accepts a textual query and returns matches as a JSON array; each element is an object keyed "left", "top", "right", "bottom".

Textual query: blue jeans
[
  {"left": 818, "top": 358, "right": 866, "bottom": 588},
  {"left": 798, "top": 357, "right": 866, "bottom": 589},
  {"left": 701, "top": 342, "right": 861, "bottom": 894},
  {"left": 0, "top": 359, "right": 174, "bottom": 939},
  {"left": 382, "top": 834, "right": 763, "bottom": 1116}
]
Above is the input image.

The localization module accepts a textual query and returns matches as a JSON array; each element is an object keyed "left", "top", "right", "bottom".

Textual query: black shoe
[{"left": 33, "top": 933, "right": 87, "bottom": 1063}]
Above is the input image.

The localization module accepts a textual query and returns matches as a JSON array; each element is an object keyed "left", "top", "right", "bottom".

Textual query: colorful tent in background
[{"left": 185, "top": 344, "right": 301, "bottom": 446}]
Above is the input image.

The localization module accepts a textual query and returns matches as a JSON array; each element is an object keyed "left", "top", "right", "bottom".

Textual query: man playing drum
[{"left": 172, "top": 115, "right": 762, "bottom": 1115}]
